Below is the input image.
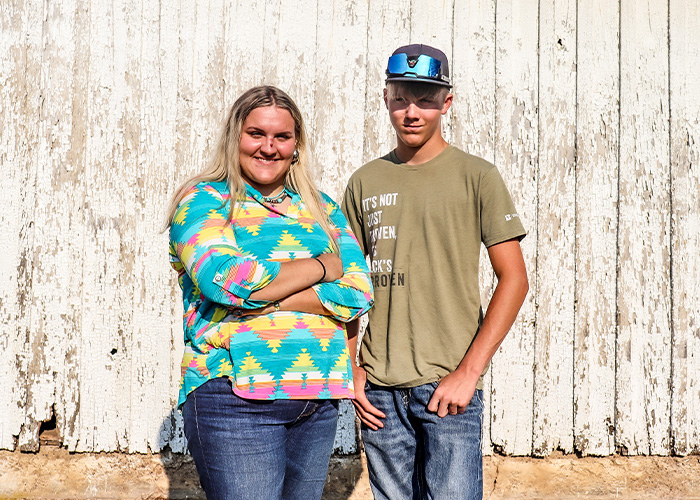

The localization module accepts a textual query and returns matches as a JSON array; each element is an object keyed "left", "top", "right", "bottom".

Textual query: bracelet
[
  {"left": 313, "top": 257, "right": 326, "bottom": 282},
  {"left": 273, "top": 300, "right": 280, "bottom": 312}
]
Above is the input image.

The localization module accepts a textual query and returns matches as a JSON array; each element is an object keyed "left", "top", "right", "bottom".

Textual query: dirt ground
[{"left": 1, "top": 446, "right": 699, "bottom": 499}]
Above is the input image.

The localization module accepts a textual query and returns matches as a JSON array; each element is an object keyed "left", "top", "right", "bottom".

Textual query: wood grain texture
[
  {"left": 670, "top": 0, "right": 700, "bottom": 456},
  {"left": 25, "top": 0, "right": 84, "bottom": 454},
  {"left": 490, "top": 0, "right": 539, "bottom": 456},
  {"left": 1, "top": 0, "right": 700, "bottom": 456},
  {"left": 128, "top": 0, "right": 184, "bottom": 454},
  {"left": 409, "top": 0, "right": 455, "bottom": 143},
  {"left": 616, "top": 0, "right": 672, "bottom": 456},
  {"left": 223, "top": 0, "right": 266, "bottom": 103},
  {"left": 451, "top": 0, "right": 497, "bottom": 456},
  {"left": 264, "top": 0, "right": 318, "bottom": 133},
  {"left": 533, "top": 0, "right": 577, "bottom": 456},
  {"left": 361, "top": 0, "right": 410, "bottom": 164},
  {"left": 0, "top": 0, "right": 41, "bottom": 451},
  {"left": 73, "top": 0, "right": 132, "bottom": 452},
  {"left": 574, "top": 0, "right": 619, "bottom": 456},
  {"left": 60, "top": 0, "right": 90, "bottom": 452},
  {"left": 313, "top": 0, "right": 370, "bottom": 203},
  {"left": 158, "top": 0, "right": 188, "bottom": 454}
]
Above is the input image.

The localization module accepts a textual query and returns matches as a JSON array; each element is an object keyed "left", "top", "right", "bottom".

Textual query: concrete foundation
[{"left": 1, "top": 446, "right": 699, "bottom": 499}]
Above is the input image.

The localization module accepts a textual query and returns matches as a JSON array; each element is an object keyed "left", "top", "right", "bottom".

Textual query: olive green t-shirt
[{"left": 341, "top": 145, "right": 526, "bottom": 389}]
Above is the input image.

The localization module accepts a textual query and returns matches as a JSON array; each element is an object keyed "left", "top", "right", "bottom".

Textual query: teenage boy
[{"left": 341, "top": 44, "right": 529, "bottom": 499}]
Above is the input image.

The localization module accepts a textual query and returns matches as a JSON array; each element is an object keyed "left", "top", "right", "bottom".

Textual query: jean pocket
[{"left": 473, "top": 388, "right": 484, "bottom": 408}]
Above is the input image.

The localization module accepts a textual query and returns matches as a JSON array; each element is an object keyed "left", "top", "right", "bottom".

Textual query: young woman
[{"left": 167, "top": 86, "right": 373, "bottom": 500}]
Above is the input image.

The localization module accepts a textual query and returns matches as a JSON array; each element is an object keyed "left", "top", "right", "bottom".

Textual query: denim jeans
[
  {"left": 182, "top": 377, "right": 339, "bottom": 500},
  {"left": 361, "top": 381, "right": 484, "bottom": 500}
]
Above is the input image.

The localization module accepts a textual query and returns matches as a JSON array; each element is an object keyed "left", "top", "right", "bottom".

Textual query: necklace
[{"left": 262, "top": 190, "right": 288, "bottom": 204}]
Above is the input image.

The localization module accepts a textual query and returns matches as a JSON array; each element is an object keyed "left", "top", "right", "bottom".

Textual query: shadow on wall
[
  {"left": 157, "top": 407, "right": 365, "bottom": 500},
  {"left": 158, "top": 409, "right": 205, "bottom": 499}
]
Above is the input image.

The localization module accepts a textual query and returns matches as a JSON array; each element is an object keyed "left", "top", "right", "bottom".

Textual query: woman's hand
[
  {"left": 351, "top": 365, "right": 386, "bottom": 430},
  {"left": 315, "top": 253, "right": 343, "bottom": 282}
]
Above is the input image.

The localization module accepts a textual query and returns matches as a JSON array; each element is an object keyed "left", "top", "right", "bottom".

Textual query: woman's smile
[{"left": 238, "top": 105, "right": 296, "bottom": 196}]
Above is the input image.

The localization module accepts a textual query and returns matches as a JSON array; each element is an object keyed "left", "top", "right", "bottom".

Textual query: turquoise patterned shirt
[{"left": 169, "top": 182, "right": 373, "bottom": 406}]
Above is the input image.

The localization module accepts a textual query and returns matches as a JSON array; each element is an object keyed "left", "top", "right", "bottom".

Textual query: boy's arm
[
  {"left": 347, "top": 319, "right": 386, "bottom": 429},
  {"left": 427, "top": 238, "right": 528, "bottom": 417}
]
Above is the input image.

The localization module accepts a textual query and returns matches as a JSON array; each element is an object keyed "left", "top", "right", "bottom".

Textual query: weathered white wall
[{"left": 1, "top": 0, "right": 698, "bottom": 457}]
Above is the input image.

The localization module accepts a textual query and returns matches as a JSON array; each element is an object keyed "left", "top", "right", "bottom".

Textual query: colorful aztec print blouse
[{"left": 169, "top": 181, "right": 373, "bottom": 406}]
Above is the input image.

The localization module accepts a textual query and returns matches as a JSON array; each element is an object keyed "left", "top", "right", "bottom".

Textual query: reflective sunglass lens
[
  {"left": 386, "top": 54, "right": 442, "bottom": 79},
  {"left": 410, "top": 56, "right": 441, "bottom": 78}
]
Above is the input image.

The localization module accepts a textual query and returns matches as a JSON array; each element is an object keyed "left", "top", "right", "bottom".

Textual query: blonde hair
[{"left": 166, "top": 86, "right": 338, "bottom": 252}]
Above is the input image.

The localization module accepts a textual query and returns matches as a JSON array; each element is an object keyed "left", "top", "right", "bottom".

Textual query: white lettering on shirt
[{"left": 365, "top": 192, "right": 400, "bottom": 257}]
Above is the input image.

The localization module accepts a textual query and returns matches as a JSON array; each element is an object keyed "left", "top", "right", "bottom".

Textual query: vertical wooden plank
[
  {"left": 200, "top": 0, "right": 226, "bottom": 162},
  {"left": 174, "top": 0, "right": 224, "bottom": 188},
  {"left": 179, "top": 0, "right": 204, "bottom": 167},
  {"left": 491, "top": 0, "right": 539, "bottom": 456},
  {"left": 617, "top": 0, "right": 671, "bottom": 456},
  {"left": 670, "top": 0, "right": 700, "bottom": 456},
  {"left": 222, "top": 0, "right": 266, "bottom": 104},
  {"left": 259, "top": 0, "right": 281, "bottom": 85},
  {"left": 0, "top": 0, "right": 39, "bottom": 451},
  {"left": 313, "top": 0, "right": 369, "bottom": 201},
  {"left": 10, "top": 0, "right": 42, "bottom": 452},
  {"left": 122, "top": 0, "right": 148, "bottom": 454},
  {"left": 156, "top": 0, "right": 188, "bottom": 454},
  {"left": 574, "top": 0, "right": 619, "bottom": 456},
  {"left": 72, "top": 0, "right": 132, "bottom": 452},
  {"left": 122, "top": 0, "right": 183, "bottom": 453},
  {"left": 409, "top": 0, "right": 455, "bottom": 143},
  {"left": 361, "top": 0, "right": 411, "bottom": 164},
  {"left": 108, "top": 0, "right": 141, "bottom": 453},
  {"left": 61, "top": 0, "right": 90, "bottom": 452},
  {"left": 22, "top": 0, "right": 82, "bottom": 453},
  {"left": 532, "top": 0, "right": 577, "bottom": 456},
  {"left": 451, "top": 0, "right": 497, "bottom": 455},
  {"left": 266, "top": 0, "right": 319, "bottom": 172},
  {"left": 313, "top": 0, "right": 369, "bottom": 453},
  {"left": 451, "top": 0, "right": 496, "bottom": 164}
]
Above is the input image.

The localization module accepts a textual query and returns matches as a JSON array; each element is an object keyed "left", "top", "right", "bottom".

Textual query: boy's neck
[{"left": 393, "top": 135, "right": 449, "bottom": 165}]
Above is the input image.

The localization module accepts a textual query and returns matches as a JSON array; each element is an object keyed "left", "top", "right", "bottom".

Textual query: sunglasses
[{"left": 386, "top": 53, "right": 446, "bottom": 82}]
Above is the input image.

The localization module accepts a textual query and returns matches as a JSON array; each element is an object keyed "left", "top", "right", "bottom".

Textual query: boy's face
[{"left": 384, "top": 86, "right": 452, "bottom": 150}]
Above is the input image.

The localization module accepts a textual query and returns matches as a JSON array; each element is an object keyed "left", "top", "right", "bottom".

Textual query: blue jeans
[
  {"left": 182, "top": 377, "right": 339, "bottom": 500},
  {"left": 361, "top": 381, "right": 484, "bottom": 500}
]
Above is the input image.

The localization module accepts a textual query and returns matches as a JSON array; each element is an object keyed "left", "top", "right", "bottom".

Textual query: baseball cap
[{"left": 385, "top": 44, "right": 451, "bottom": 88}]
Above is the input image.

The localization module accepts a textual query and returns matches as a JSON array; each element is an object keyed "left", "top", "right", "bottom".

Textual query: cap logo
[{"left": 407, "top": 58, "right": 418, "bottom": 68}]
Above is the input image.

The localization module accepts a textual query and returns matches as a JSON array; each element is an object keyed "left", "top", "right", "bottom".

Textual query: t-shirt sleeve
[
  {"left": 340, "top": 180, "right": 368, "bottom": 256},
  {"left": 480, "top": 167, "right": 527, "bottom": 247}
]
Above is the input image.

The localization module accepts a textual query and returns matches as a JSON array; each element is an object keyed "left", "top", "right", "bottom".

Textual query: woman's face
[{"left": 238, "top": 105, "right": 297, "bottom": 196}]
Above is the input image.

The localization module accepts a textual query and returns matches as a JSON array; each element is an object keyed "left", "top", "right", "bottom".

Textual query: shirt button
[{"left": 214, "top": 275, "right": 222, "bottom": 282}]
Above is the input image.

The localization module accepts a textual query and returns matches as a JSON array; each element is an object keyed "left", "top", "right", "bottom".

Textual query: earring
[{"left": 291, "top": 149, "right": 299, "bottom": 164}]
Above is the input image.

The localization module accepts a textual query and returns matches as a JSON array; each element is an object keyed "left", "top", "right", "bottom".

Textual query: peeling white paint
[
  {"left": 490, "top": 0, "right": 539, "bottom": 456},
  {"left": 1, "top": 0, "right": 699, "bottom": 457}
]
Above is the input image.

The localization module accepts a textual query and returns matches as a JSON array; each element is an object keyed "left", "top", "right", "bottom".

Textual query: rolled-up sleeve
[
  {"left": 312, "top": 195, "right": 374, "bottom": 322},
  {"left": 169, "top": 184, "right": 280, "bottom": 308}
]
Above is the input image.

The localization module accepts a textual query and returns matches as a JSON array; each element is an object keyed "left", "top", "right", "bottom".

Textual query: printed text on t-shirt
[{"left": 363, "top": 192, "right": 399, "bottom": 258}]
